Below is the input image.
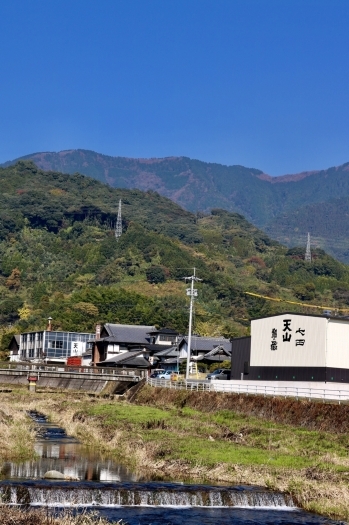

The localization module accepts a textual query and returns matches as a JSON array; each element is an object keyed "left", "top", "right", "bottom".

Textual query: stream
[{"left": 0, "top": 410, "right": 344, "bottom": 525}]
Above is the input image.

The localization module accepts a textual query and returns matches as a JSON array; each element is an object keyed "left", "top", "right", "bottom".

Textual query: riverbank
[
  {"left": 0, "top": 387, "right": 348, "bottom": 521},
  {"left": 0, "top": 400, "right": 36, "bottom": 462},
  {"left": 0, "top": 507, "right": 116, "bottom": 524}
]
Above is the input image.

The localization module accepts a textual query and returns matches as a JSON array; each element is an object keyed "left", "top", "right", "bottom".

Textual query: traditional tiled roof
[
  {"left": 97, "top": 350, "right": 150, "bottom": 368},
  {"left": 101, "top": 324, "right": 156, "bottom": 344},
  {"left": 203, "top": 346, "right": 231, "bottom": 357},
  {"left": 147, "top": 328, "right": 179, "bottom": 336},
  {"left": 179, "top": 336, "right": 231, "bottom": 353},
  {"left": 153, "top": 346, "right": 179, "bottom": 357},
  {"left": 8, "top": 335, "right": 20, "bottom": 350},
  {"left": 144, "top": 343, "right": 173, "bottom": 353}
]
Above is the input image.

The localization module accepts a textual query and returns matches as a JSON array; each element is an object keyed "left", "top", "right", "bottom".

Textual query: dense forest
[
  {"left": 4, "top": 150, "right": 349, "bottom": 262},
  {"left": 1, "top": 160, "right": 349, "bottom": 353}
]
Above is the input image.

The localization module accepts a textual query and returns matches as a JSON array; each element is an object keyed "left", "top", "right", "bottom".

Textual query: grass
[
  {"left": 0, "top": 388, "right": 348, "bottom": 520},
  {"left": 0, "top": 507, "right": 121, "bottom": 525},
  {"left": 85, "top": 402, "right": 336, "bottom": 470}
]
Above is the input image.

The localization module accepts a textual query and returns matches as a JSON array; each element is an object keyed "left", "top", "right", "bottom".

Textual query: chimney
[
  {"left": 46, "top": 317, "right": 53, "bottom": 331},
  {"left": 92, "top": 324, "right": 101, "bottom": 366}
]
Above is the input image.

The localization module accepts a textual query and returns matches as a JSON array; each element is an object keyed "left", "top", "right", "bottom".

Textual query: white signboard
[
  {"left": 251, "top": 314, "right": 327, "bottom": 367},
  {"left": 71, "top": 341, "right": 85, "bottom": 356}
]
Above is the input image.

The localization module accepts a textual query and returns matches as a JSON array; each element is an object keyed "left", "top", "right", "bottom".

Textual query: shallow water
[
  {"left": 0, "top": 410, "right": 140, "bottom": 482},
  {"left": 0, "top": 410, "right": 344, "bottom": 525}
]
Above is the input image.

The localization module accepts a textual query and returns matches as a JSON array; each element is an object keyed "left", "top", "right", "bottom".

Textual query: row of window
[{"left": 22, "top": 333, "right": 43, "bottom": 342}]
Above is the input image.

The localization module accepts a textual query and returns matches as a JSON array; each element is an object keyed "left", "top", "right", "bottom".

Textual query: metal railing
[
  {"left": 147, "top": 378, "right": 349, "bottom": 403},
  {"left": 0, "top": 364, "right": 147, "bottom": 381}
]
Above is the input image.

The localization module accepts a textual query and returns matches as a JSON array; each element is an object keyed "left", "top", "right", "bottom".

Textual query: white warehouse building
[{"left": 231, "top": 312, "right": 349, "bottom": 383}]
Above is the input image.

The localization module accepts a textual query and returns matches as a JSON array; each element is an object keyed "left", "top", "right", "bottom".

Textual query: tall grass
[{"left": 0, "top": 507, "right": 122, "bottom": 525}]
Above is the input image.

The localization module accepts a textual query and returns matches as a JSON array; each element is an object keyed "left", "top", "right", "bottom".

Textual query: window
[
  {"left": 159, "top": 335, "right": 176, "bottom": 343},
  {"left": 51, "top": 341, "right": 63, "bottom": 349}
]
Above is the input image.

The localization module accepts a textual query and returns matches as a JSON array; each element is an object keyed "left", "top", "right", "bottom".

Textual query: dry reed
[{"left": 0, "top": 507, "right": 123, "bottom": 525}]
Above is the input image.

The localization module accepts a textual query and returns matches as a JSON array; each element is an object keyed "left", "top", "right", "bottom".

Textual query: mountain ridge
[
  {"left": 3, "top": 149, "right": 349, "bottom": 263},
  {"left": 5, "top": 148, "right": 347, "bottom": 183}
]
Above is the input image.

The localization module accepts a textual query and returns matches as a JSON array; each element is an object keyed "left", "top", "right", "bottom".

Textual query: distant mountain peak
[{"left": 261, "top": 170, "right": 321, "bottom": 183}]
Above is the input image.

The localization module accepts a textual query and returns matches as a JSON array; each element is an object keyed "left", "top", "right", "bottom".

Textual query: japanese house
[
  {"left": 178, "top": 335, "right": 231, "bottom": 362},
  {"left": 92, "top": 324, "right": 179, "bottom": 365}
]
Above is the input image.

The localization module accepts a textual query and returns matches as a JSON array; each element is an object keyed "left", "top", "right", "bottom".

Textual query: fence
[
  {"left": 147, "top": 378, "right": 349, "bottom": 403},
  {"left": 0, "top": 364, "right": 147, "bottom": 381}
]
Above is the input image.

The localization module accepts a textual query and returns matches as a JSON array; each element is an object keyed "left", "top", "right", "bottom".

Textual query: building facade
[
  {"left": 18, "top": 330, "right": 94, "bottom": 363},
  {"left": 231, "top": 312, "right": 349, "bottom": 383}
]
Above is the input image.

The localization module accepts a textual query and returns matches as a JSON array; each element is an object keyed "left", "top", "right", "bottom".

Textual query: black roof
[
  {"left": 96, "top": 323, "right": 156, "bottom": 344},
  {"left": 97, "top": 350, "right": 150, "bottom": 368},
  {"left": 178, "top": 336, "right": 231, "bottom": 352},
  {"left": 147, "top": 328, "right": 179, "bottom": 336},
  {"left": 153, "top": 346, "right": 178, "bottom": 357}
]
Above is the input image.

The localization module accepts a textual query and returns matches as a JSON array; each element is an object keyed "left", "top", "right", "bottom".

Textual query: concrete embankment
[{"left": 0, "top": 369, "right": 139, "bottom": 394}]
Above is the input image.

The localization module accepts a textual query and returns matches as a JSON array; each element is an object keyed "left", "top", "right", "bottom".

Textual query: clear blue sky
[{"left": 1, "top": 0, "right": 349, "bottom": 175}]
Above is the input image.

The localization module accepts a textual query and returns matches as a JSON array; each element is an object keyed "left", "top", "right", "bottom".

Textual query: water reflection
[{"left": 1, "top": 412, "right": 140, "bottom": 483}]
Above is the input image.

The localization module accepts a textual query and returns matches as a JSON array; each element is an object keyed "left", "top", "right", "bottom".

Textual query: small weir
[
  {"left": 0, "top": 480, "right": 295, "bottom": 508},
  {"left": 0, "top": 410, "right": 343, "bottom": 524}
]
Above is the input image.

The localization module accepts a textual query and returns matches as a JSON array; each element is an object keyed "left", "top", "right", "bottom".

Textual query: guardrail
[
  {"left": 0, "top": 364, "right": 147, "bottom": 381},
  {"left": 147, "top": 378, "right": 349, "bottom": 403}
]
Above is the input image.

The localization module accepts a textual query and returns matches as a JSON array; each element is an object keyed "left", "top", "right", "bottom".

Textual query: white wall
[
  {"left": 327, "top": 320, "right": 349, "bottom": 368},
  {"left": 251, "top": 314, "right": 327, "bottom": 367}
]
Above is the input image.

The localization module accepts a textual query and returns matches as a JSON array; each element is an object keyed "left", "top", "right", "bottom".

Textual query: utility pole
[
  {"left": 305, "top": 232, "right": 311, "bottom": 262},
  {"left": 115, "top": 199, "right": 122, "bottom": 240},
  {"left": 184, "top": 268, "right": 202, "bottom": 380}
]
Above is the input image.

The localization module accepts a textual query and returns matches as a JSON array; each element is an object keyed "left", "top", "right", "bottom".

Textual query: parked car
[
  {"left": 206, "top": 368, "right": 230, "bottom": 380},
  {"left": 150, "top": 369, "right": 165, "bottom": 378},
  {"left": 157, "top": 370, "right": 173, "bottom": 380}
]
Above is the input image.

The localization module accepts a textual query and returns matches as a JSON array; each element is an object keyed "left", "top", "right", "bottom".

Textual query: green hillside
[
  {"left": 1, "top": 161, "right": 349, "bottom": 351},
  {"left": 4, "top": 150, "right": 349, "bottom": 263}
]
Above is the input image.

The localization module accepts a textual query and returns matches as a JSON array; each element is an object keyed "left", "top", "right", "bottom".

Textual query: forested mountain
[
  {"left": 3, "top": 150, "right": 349, "bottom": 263},
  {"left": 1, "top": 160, "right": 349, "bottom": 352}
]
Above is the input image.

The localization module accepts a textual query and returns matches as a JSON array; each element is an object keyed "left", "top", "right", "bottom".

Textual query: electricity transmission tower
[
  {"left": 184, "top": 268, "right": 202, "bottom": 380},
  {"left": 115, "top": 200, "right": 122, "bottom": 240},
  {"left": 305, "top": 232, "right": 311, "bottom": 262}
]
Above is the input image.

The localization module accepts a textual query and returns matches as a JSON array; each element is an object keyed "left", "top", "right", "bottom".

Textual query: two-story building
[
  {"left": 92, "top": 324, "right": 179, "bottom": 366},
  {"left": 16, "top": 329, "right": 94, "bottom": 363}
]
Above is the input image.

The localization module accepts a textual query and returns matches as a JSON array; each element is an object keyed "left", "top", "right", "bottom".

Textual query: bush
[
  {"left": 209, "top": 360, "right": 231, "bottom": 372},
  {"left": 146, "top": 265, "right": 167, "bottom": 283}
]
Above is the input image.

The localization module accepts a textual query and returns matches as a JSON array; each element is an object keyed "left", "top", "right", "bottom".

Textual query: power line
[{"left": 245, "top": 291, "right": 349, "bottom": 312}]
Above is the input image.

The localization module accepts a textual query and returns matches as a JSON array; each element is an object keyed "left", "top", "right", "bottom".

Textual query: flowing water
[{"left": 0, "top": 410, "right": 344, "bottom": 524}]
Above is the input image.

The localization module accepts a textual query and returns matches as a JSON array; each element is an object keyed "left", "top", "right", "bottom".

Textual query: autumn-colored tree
[{"left": 5, "top": 268, "right": 21, "bottom": 291}]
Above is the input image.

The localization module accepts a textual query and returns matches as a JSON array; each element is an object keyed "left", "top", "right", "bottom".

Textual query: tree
[
  {"left": 146, "top": 265, "right": 167, "bottom": 284},
  {"left": 5, "top": 268, "right": 21, "bottom": 290}
]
